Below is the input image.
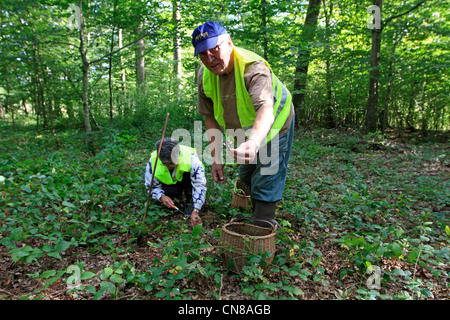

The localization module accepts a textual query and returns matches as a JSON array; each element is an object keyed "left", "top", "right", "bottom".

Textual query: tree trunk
[
  {"left": 420, "top": 74, "right": 428, "bottom": 132},
  {"left": 381, "top": 34, "right": 399, "bottom": 132},
  {"left": 39, "top": 82, "right": 47, "bottom": 129},
  {"left": 0, "top": 99, "right": 4, "bottom": 121},
  {"left": 109, "top": 25, "right": 115, "bottom": 122},
  {"left": 261, "top": 0, "right": 268, "bottom": 60},
  {"left": 292, "top": 0, "right": 321, "bottom": 127},
  {"left": 34, "top": 81, "right": 40, "bottom": 128},
  {"left": 119, "top": 28, "right": 126, "bottom": 93},
  {"left": 365, "top": 0, "right": 426, "bottom": 132},
  {"left": 323, "top": 0, "right": 335, "bottom": 128},
  {"left": 118, "top": 28, "right": 126, "bottom": 118},
  {"left": 406, "top": 76, "right": 418, "bottom": 131},
  {"left": 3, "top": 68, "right": 14, "bottom": 131},
  {"left": 135, "top": 23, "right": 146, "bottom": 92}
]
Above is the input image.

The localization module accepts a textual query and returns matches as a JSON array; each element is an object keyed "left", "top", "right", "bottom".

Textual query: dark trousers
[{"left": 161, "top": 172, "right": 192, "bottom": 206}]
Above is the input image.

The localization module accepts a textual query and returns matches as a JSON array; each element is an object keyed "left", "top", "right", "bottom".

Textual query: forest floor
[{"left": 0, "top": 125, "right": 449, "bottom": 301}]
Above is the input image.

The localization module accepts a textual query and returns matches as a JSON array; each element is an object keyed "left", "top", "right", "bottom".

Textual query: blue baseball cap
[{"left": 192, "top": 21, "right": 228, "bottom": 56}]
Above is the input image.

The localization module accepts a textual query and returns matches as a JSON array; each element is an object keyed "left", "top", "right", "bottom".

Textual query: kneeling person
[{"left": 145, "top": 138, "right": 206, "bottom": 226}]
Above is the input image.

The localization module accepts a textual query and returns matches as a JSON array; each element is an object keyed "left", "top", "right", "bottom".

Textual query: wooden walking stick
[{"left": 143, "top": 113, "right": 170, "bottom": 221}]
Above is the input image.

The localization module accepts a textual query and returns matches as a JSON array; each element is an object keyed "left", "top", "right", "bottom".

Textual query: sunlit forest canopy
[{"left": 0, "top": 0, "right": 448, "bottom": 133}]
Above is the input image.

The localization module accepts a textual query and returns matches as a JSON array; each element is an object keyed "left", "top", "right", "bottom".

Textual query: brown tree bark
[
  {"left": 364, "top": 0, "right": 383, "bottom": 133},
  {"left": 78, "top": 0, "right": 95, "bottom": 154},
  {"left": 172, "top": 0, "right": 182, "bottom": 101},
  {"left": 135, "top": 23, "right": 146, "bottom": 92}
]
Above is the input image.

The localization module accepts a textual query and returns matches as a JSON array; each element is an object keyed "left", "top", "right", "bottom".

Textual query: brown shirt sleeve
[
  {"left": 197, "top": 61, "right": 293, "bottom": 134},
  {"left": 197, "top": 62, "right": 273, "bottom": 120},
  {"left": 245, "top": 61, "right": 294, "bottom": 135}
]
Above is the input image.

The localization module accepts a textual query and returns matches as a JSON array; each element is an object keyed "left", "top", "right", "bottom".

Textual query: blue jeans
[{"left": 239, "top": 114, "right": 294, "bottom": 202}]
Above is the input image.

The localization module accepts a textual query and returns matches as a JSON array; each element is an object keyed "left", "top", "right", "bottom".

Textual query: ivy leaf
[
  {"left": 100, "top": 281, "right": 116, "bottom": 294},
  {"left": 20, "top": 185, "right": 32, "bottom": 193},
  {"left": 94, "top": 281, "right": 116, "bottom": 299},
  {"left": 10, "top": 227, "right": 23, "bottom": 241},
  {"left": 81, "top": 271, "right": 96, "bottom": 280},
  {"left": 1, "top": 237, "right": 16, "bottom": 249},
  {"left": 62, "top": 201, "right": 77, "bottom": 209},
  {"left": 110, "top": 273, "right": 124, "bottom": 284},
  {"left": 41, "top": 270, "right": 57, "bottom": 279},
  {"left": 47, "top": 252, "right": 62, "bottom": 259},
  {"left": 390, "top": 243, "right": 402, "bottom": 257}
]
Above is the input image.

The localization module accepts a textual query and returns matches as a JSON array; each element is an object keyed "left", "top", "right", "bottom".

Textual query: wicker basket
[
  {"left": 218, "top": 222, "right": 277, "bottom": 274},
  {"left": 231, "top": 180, "right": 251, "bottom": 209}
]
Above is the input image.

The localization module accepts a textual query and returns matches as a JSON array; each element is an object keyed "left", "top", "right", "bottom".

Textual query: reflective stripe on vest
[
  {"left": 151, "top": 145, "right": 195, "bottom": 185},
  {"left": 202, "top": 46, "right": 291, "bottom": 144}
]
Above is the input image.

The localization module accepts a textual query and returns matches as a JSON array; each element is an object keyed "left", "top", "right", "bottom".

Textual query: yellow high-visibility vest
[{"left": 203, "top": 46, "right": 292, "bottom": 144}]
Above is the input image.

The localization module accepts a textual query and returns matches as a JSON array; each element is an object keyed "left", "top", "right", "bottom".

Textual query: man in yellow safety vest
[
  {"left": 192, "top": 21, "right": 295, "bottom": 226},
  {"left": 145, "top": 138, "right": 206, "bottom": 227}
]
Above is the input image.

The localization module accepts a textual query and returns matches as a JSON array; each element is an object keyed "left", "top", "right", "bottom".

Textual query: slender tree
[
  {"left": 172, "top": 0, "right": 182, "bottom": 102},
  {"left": 292, "top": 0, "right": 321, "bottom": 127},
  {"left": 365, "top": 0, "right": 383, "bottom": 133},
  {"left": 77, "top": 0, "right": 94, "bottom": 154},
  {"left": 135, "top": 22, "right": 146, "bottom": 92}
]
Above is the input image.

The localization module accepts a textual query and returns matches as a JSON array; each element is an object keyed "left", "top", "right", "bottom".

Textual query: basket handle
[
  {"left": 230, "top": 217, "right": 276, "bottom": 230},
  {"left": 253, "top": 219, "right": 276, "bottom": 229}
]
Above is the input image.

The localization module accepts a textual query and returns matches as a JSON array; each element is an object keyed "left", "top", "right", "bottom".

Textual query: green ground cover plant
[{"left": 0, "top": 119, "right": 448, "bottom": 300}]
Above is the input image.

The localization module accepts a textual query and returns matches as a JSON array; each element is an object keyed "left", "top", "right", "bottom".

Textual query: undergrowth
[{"left": 0, "top": 120, "right": 448, "bottom": 300}]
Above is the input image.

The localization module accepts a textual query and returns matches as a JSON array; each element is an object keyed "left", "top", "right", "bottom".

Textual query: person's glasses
[{"left": 198, "top": 40, "right": 225, "bottom": 59}]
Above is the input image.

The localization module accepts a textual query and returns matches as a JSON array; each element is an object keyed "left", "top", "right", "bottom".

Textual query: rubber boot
[{"left": 252, "top": 199, "right": 276, "bottom": 227}]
